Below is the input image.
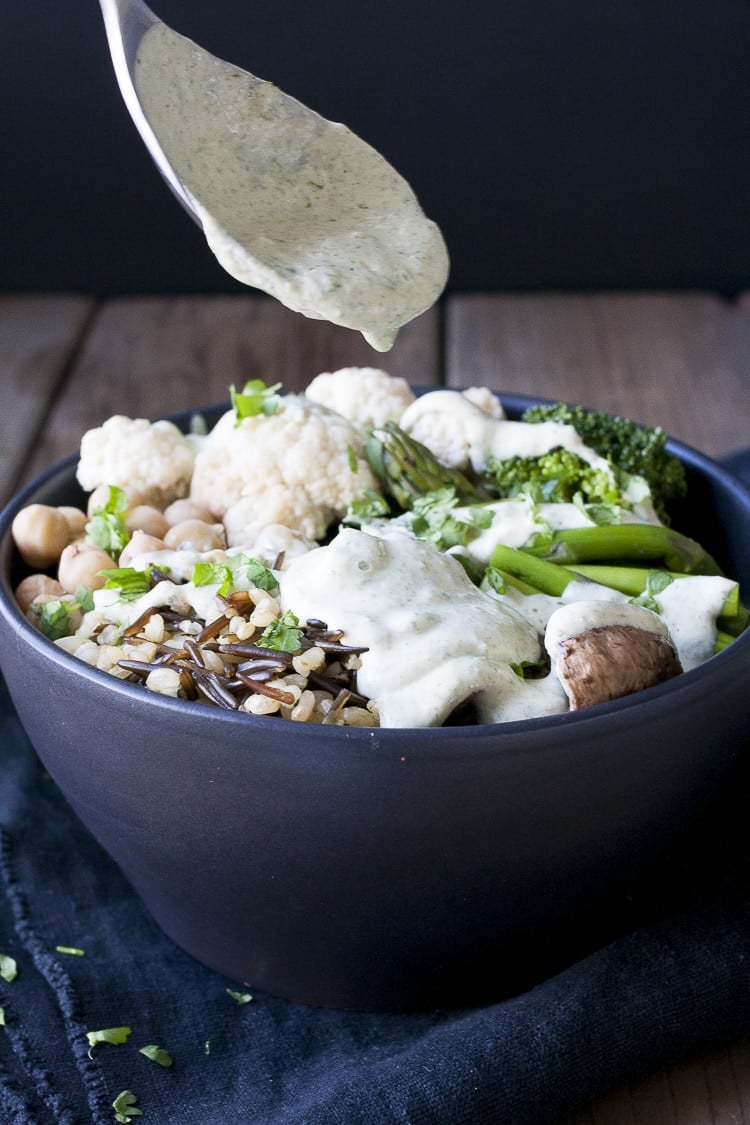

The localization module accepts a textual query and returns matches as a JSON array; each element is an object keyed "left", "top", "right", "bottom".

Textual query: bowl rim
[{"left": 1, "top": 393, "right": 749, "bottom": 745}]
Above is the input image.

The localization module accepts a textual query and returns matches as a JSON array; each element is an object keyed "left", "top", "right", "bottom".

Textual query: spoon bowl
[{"left": 96, "top": 0, "right": 449, "bottom": 350}]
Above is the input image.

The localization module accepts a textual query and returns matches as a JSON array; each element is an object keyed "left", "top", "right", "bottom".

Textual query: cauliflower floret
[
  {"left": 305, "top": 367, "right": 415, "bottom": 429},
  {"left": 461, "top": 386, "right": 505, "bottom": 419},
  {"left": 76, "top": 416, "right": 195, "bottom": 508},
  {"left": 190, "top": 396, "right": 380, "bottom": 541},
  {"left": 398, "top": 390, "right": 491, "bottom": 472}
]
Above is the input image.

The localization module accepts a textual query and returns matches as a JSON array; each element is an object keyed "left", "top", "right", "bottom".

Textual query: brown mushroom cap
[{"left": 554, "top": 623, "right": 683, "bottom": 710}]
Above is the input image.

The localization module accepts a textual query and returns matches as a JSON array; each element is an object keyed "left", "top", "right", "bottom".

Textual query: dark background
[{"left": 2, "top": 2, "right": 749, "bottom": 296}]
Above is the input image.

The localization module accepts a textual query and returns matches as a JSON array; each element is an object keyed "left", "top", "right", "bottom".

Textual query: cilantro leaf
[
  {"left": 258, "top": 611, "right": 303, "bottom": 653},
  {"left": 86, "top": 486, "right": 131, "bottom": 556},
  {"left": 99, "top": 568, "right": 153, "bottom": 601},
  {"left": 485, "top": 566, "right": 506, "bottom": 595},
  {"left": 38, "top": 599, "right": 77, "bottom": 641},
  {"left": 192, "top": 560, "right": 233, "bottom": 595},
  {"left": 467, "top": 506, "right": 494, "bottom": 530},
  {"left": 629, "top": 569, "right": 675, "bottom": 613},
  {"left": 572, "top": 492, "right": 622, "bottom": 526},
  {"left": 112, "top": 1090, "right": 142, "bottom": 1122},
  {"left": 193, "top": 555, "right": 277, "bottom": 596},
  {"left": 644, "top": 570, "right": 675, "bottom": 595},
  {"left": 139, "top": 1043, "right": 173, "bottom": 1067},
  {"left": 226, "top": 988, "right": 254, "bottom": 1005},
  {"left": 230, "top": 555, "right": 278, "bottom": 592},
  {"left": 74, "top": 585, "right": 96, "bottom": 612},
  {"left": 230, "top": 379, "right": 282, "bottom": 424},
  {"left": 409, "top": 488, "right": 483, "bottom": 550},
  {"left": 0, "top": 954, "right": 17, "bottom": 983},
  {"left": 87, "top": 1026, "right": 132, "bottom": 1049},
  {"left": 344, "top": 489, "right": 391, "bottom": 525}
]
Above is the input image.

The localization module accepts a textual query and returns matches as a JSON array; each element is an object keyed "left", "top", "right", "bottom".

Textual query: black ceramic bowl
[{"left": 1, "top": 396, "right": 749, "bottom": 1012}]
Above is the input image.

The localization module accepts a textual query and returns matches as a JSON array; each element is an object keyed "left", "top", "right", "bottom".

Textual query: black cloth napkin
[{"left": 2, "top": 452, "right": 750, "bottom": 1125}]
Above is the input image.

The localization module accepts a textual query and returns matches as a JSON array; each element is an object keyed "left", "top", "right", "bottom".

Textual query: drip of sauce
[{"left": 134, "top": 23, "right": 449, "bottom": 351}]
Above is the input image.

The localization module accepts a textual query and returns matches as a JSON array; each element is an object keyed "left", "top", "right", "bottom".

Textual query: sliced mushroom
[{"left": 545, "top": 600, "right": 683, "bottom": 710}]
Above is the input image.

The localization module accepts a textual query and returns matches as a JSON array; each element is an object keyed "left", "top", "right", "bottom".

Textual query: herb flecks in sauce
[{"left": 135, "top": 23, "right": 449, "bottom": 351}]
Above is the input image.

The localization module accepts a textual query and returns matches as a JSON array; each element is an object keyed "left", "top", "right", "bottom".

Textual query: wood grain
[
  {"left": 19, "top": 295, "right": 440, "bottom": 486},
  {"left": 445, "top": 292, "right": 750, "bottom": 458},
  {"left": 0, "top": 294, "right": 94, "bottom": 505},
  {"left": 564, "top": 1040, "right": 750, "bottom": 1124}
]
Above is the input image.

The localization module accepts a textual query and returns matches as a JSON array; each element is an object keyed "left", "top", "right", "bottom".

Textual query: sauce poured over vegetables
[{"left": 134, "top": 23, "right": 449, "bottom": 351}]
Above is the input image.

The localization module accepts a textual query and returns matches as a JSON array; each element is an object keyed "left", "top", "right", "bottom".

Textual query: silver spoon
[{"left": 98, "top": 0, "right": 200, "bottom": 224}]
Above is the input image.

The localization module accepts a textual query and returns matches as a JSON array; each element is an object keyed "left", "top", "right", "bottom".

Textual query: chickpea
[
  {"left": 163, "top": 498, "right": 215, "bottom": 526},
  {"left": 58, "top": 506, "right": 88, "bottom": 539},
  {"left": 164, "top": 519, "right": 226, "bottom": 552},
  {"left": 86, "top": 485, "right": 113, "bottom": 517},
  {"left": 57, "top": 543, "right": 115, "bottom": 593},
  {"left": 119, "top": 529, "right": 166, "bottom": 567},
  {"left": 11, "top": 504, "right": 71, "bottom": 569},
  {"left": 15, "top": 574, "right": 65, "bottom": 613},
  {"left": 125, "top": 505, "right": 169, "bottom": 539},
  {"left": 86, "top": 484, "right": 147, "bottom": 516}
]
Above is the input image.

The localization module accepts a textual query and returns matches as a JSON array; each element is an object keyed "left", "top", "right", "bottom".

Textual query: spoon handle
[{"left": 98, "top": 0, "right": 201, "bottom": 225}]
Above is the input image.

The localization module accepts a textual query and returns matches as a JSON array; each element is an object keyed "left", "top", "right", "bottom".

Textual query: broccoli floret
[
  {"left": 520, "top": 402, "right": 687, "bottom": 520},
  {"left": 484, "top": 448, "right": 623, "bottom": 506}
]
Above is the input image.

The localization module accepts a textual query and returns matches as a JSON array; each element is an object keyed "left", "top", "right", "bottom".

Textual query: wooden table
[{"left": 1, "top": 291, "right": 749, "bottom": 1122}]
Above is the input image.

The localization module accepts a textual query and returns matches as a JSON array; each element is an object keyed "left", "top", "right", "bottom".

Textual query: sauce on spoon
[{"left": 135, "top": 22, "right": 449, "bottom": 350}]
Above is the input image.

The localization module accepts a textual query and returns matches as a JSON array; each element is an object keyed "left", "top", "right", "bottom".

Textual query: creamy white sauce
[
  {"left": 544, "top": 600, "right": 671, "bottom": 654},
  {"left": 456, "top": 499, "right": 592, "bottom": 564},
  {"left": 93, "top": 578, "right": 227, "bottom": 630},
  {"left": 135, "top": 23, "right": 449, "bottom": 351},
  {"left": 654, "top": 576, "right": 737, "bottom": 671},
  {"left": 277, "top": 527, "right": 569, "bottom": 727}
]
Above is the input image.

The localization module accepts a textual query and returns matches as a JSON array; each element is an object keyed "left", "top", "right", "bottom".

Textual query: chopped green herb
[
  {"left": 467, "top": 506, "right": 494, "bottom": 530},
  {"left": 193, "top": 554, "right": 277, "bottom": 597},
  {"left": 258, "top": 611, "right": 303, "bottom": 653},
  {"left": 347, "top": 444, "right": 359, "bottom": 473},
  {"left": 226, "top": 988, "right": 254, "bottom": 1005},
  {"left": 56, "top": 946, "right": 85, "bottom": 957},
  {"left": 99, "top": 568, "right": 153, "bottom": 601},
  {"left": 0, "top": 954, "right": 18, "bottom": 983},
  {"left": 230, "top": 555, "right": 278, "bottom": 592},
  {"left": 87, "top": 1026, "right": 132, "bottom": 1049},
  {"left": 38, "top": 599, "right": 77, "bottom": 641},
  {"left": 112, "top": 1090, "right": 143, "bottom": 1122},
  {"left": 344, "top": 489, "right": 391, "bottom": 525},
  {"left": 511, "top": 659, "right": 546, "bottom": 679},
  {"left": 230, "top": 379, "right": 282, "bottom": 424},
  {"left": 86, "top": 485, "right": 131, "bottom": 556},
  {"left": 410, "top": 488, "right": 483, "bottom": 550},
  {"left": 572, "top": 492, "right": 622, "bottom": 526},
  {"left": 139, "top": 1044, "right": 173, "bottom": 1067},
  {"left": 629, "top": 569, "right": 675, "bottom": 613},
  {"left": 74, "top": 585, "right": 96, "bottom": 612},
  {"left": 192, "top": 560, "right": 234, "bottom": 595},
  {"left": 485, "top": 566, "right": 505, "bottom": 595}
]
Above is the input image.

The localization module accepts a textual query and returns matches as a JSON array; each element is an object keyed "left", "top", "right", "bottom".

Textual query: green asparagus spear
[
  {"left": 365, "top": 422, "right": 491, "bottom": 510},
  {"left": 522, "top": 523, "right": 724, "bottom": 575}
]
